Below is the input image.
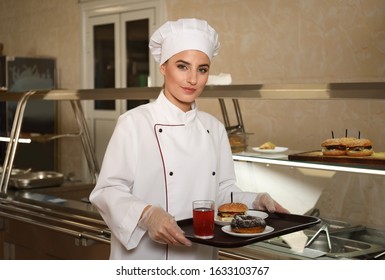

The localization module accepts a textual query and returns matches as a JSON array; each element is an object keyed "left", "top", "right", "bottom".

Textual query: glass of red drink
[{"left": 192, "top": 200, "right": 215, "bottom": 239}]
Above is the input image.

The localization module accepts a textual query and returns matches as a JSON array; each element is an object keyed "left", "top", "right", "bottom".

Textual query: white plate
[
  {"left": 246, "top": 210, "right": 269, "bottom": 219},
  {"left": 214, "top": 219, "right": 231, "bottom": 226},
  {"left": 221, "top": 225, "right": 274, "bottom": 237},
  {"left": 252, "top": 146, "right": 288, "bottom": 154}
]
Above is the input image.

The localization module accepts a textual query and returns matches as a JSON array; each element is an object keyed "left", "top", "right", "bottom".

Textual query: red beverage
[{"left": 193, "top": 207, "right": 215, "bottom": 239}]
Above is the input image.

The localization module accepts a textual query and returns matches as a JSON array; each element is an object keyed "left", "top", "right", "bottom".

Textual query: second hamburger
[{"left": 346, "top": 138, "right": 373, "bottom": 157}]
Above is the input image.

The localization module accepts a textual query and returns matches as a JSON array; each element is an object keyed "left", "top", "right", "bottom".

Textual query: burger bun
[
  {"left": 217, "top": 202, "right": 248, "bottom": 221},
  {"left": 346, "top": 149, "right": 373, "bottom": 157},
  {"left": 322, "top": 148, "right": 347, "bottom": 156}
]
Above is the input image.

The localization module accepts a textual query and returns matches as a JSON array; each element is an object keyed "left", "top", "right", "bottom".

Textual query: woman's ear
[{"left": 160, "top": 64, "right": 166, "bottom": 76}]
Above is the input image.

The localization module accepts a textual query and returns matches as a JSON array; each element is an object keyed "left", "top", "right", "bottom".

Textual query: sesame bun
[
  {"left": 321, "top": 138, "right": 344, "bottom": 147},
  {"left": 347, "top": 149, "right": 373, "bottom": 157},
  {"left": 217, "top": 203, "right": 248, "bottom": 221},
  {"left": 340, "top": 137, "right": 359, "bottom": 146},
  {"left": 346, "top": 138, "right": 373, "bottom": 148},
  {"left": 218, "top": 203, "right": 248, "bottom": 213}
]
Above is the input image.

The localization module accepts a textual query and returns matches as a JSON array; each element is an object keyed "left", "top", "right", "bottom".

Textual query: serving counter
[
  {"left": 0, "top": 183, "right": 110, "bottom": 259},
  {"left": 2, "top": 153, "right": 385, "bottom": 260}
]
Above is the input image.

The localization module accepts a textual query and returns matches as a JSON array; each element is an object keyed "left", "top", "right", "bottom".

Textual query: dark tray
[{"left": 178, "top": 212, "right": 320, "bottom": 248}]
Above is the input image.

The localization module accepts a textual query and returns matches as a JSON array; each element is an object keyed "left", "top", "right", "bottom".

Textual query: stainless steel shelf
[
  {"left": 0, "top": 91, "right": 99, "bottom": 195},
  {"left": 1, "top": 82, "right": 385, "bottom": 193},
  {"left": 1, "top": 82, "right": 384, "bottom": 101},
  {"left": 233, "top": 153, "right": 385, "bottom": 176}
]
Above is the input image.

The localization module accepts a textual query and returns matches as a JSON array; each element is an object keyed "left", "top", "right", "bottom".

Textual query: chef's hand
[
  {"left": 253, "top": 192, "right": 290, "bottom": 213},
  {"left": 138, "top": 205, "right": 192, "bottom": 247}
]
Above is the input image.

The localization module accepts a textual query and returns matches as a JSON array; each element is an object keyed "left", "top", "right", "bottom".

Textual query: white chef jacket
[{"left": 90, "top": 91, "right": 257, "bottom": 260}]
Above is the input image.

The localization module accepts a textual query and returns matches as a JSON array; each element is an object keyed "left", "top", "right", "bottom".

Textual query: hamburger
[
  {"left": 346, "top": 138, "right": 373, "bottom": 157},
  {"left": 217, "top": 203, "right": 248, "bottom": 222},
  {"left": 321, "top": 137, "right": 357, "bottom": 156}
]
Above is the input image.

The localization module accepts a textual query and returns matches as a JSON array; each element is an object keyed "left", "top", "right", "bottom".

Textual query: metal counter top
[
  {"left": 2, "top": 183, "right": 384, "bottom": 260},
  {"left": 0, "top": 183, "right": 110, "bottom": 245}
]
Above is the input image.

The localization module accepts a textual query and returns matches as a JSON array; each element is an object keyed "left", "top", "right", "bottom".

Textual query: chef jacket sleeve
[
  {"left": 89, "top": 114, "right": 148, "bottom": 250},
  {"left": 214, "top": 124, "right": 258, "bottom": 208},
  {"left": 212, "top": 125, "right": 244, "bottom": 203}
]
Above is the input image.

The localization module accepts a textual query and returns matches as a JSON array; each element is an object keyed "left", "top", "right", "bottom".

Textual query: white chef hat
[{"left": 149, "top": 18, "right": 220, "bottom": 65}]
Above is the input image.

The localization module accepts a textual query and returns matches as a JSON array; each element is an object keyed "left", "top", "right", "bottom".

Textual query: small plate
[
  {"left": 252, "top": 146, "right": 288, "bottom": 154},
  {"left": 222, "top": 225, "right": 274, "bottom": 237},
  {"left": 246, "top": 210, "right": 269, "bottom": 219},
  {"left": 214, "top": 219, "right": 231, "bottom": 226}
]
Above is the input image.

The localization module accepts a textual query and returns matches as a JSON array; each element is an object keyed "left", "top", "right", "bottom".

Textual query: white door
[{"left": 83, "top": 8, "right": 158, "bottom": 166}]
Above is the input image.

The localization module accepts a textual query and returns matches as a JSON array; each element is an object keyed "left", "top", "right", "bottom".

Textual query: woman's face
[{"left": 160, "top": 50, "right": 210, "bottom": 112}]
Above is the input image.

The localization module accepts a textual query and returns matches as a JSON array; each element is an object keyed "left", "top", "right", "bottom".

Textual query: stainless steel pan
[{"left": 8, "top": 171, "right": 64, "bottom": 189}]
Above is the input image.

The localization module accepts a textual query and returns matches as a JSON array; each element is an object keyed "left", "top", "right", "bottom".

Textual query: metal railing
[
  {"left": 0, "top": 197, "right": 110, "bottom": 245},
  {"left": 0, "top": 93, "right": 100, "bottom": 197}
]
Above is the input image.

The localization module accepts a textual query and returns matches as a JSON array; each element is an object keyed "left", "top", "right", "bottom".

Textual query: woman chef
[{"left": 89, "top": 18, "right": 288, "bottom": 260}]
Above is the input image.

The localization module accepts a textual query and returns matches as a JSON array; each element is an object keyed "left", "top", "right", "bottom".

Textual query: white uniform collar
[{"left": 155, "top": 91, "right": 197, "bottom": 124}]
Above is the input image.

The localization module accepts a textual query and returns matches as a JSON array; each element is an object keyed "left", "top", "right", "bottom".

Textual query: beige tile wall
[
  {"left": 165, "top": 0, "right": 385, "bottom": 151},
  {"left": 0, "top": 0, "right": 384, "bottom": 176},
  {"left": 166, "top": 0, "right": 385, "bottom": 83}
]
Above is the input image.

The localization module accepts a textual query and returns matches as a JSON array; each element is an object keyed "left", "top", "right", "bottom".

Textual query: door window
[
  {"left": 82, "top": 3, "right": 161, "bottom": 166},
  {"left": 93, "top": 23, "right": 115, "bottom": 110}
]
